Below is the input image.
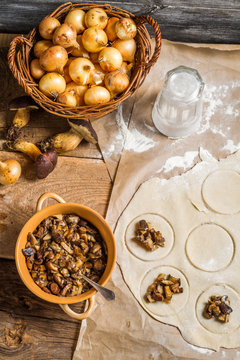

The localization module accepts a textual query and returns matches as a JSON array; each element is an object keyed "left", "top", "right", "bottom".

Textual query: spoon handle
[{"left": 81, "top": 274, "right": 115, "bottom": 301}]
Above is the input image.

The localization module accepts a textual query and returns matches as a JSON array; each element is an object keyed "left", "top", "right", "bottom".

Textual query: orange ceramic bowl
[{"left": 15, "top": 192, "right": 116, "bottom": 319}]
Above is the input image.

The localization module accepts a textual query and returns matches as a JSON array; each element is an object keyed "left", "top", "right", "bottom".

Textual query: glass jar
[{"left": 152, "top": 65, "right": 205, "bottom": 138}]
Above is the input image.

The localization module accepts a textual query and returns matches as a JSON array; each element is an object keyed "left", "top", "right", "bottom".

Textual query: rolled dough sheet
[{"left": 115, "top": 149, "right": 240, "bottom": 351}]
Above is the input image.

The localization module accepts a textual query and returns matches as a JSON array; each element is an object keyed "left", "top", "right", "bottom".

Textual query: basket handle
[
  {"left": 135, "top": 15, "right": 162, "bottom": 70},
  {"left": 8, "top": 35, "right": 33, "bottom": 94}
]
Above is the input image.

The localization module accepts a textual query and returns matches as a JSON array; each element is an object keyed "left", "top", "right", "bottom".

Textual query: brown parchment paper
[
  {"left": 106, "top": 39, "right": 240, "bottom": 230},
  {"left": 74, "top": 40, "right": 240, "bottom": 360},
  {"left": 93, "top": 96, "right": 135, "bottom": 181}
]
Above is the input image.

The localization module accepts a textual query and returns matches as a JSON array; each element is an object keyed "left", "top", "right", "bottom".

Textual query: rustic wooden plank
[
  {"left": 0, "top": 0, "right": 240, "bottom": 43},
  {"left": 0, "top": 151, "right": 112, "bottom": 259},
  {"left": 0, "top": 47, "right": 102, "bottom": 159},
  {"left": 0, "top": 259, "right": 83, "bottom": 360}
]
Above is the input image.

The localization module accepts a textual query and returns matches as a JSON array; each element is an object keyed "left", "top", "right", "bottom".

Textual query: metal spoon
[{"left": 81, "top": 273, "right": 115, "bottom": 301}]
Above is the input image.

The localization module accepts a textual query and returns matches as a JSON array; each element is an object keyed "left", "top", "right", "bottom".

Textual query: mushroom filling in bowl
[{"left": 22, "top": 214, "right": 107, "bottom": 296}]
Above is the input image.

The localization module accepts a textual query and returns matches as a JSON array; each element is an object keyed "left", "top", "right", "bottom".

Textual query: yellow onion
[
  {"left": 34, "top": 40, "right": 52, "bottom": 58},
  {"left": 66, "top": 82, "right": 88, "bottom": 106},
  {"left": 30, "top": 59, "right": 45, "bottom": 79},
  {"left": 112, "top": 38, "right": 136, "bottom": 62},
  {"left": 69, "top": 57, "right": 95, "bottom": 85},
  {"left": 115, "top": 18, "right": 137, "bottom": 40},
  {"left": 57, "top": 91, "right": 77, "bottom": 107},
  {"left": 63, "top": 57, "right": 75, "bottom": 84},
  {"left": 85, "top": 8, "right": 108, "bottom": 29},
  {"left": 53, "top": 23, "right": 79, "bottom": 49},
  {"left": 39, "top": 45, "right": 68, "bottom": 74},
  {"left": 105, "top": 17, "right": 119, "bottom": 42},
  {"left": 39, "top": 17, "right": 61, "bottom": 40},
  {"left": 0, "top": 159, "right": 21, "bottom": 185},
  {"left": 84, "top": 86, "right": 110, "bottom": 105},
  {"left": 82, "top": 26, "right": 108, "bottom": 53},
  {"left": 70, "top": 35, "right": 90, "bottom": 58},
  {"left": 90, "top": 52, "right": 100, "bottom": 64},
  {"left": 64, "top": 9, "right": 86, "bottom": 34},
  {"left": 90, "top": 64, "right": 106, "bottom": 85},
  {"left": 98, "top": 47, "right": 122, "bottom": 72},
  {"left": 39, "top": 72, "right": 66, "bottom": 98},
  {"left": 104, "top": 70, "right": 129, "bottom": 98}
]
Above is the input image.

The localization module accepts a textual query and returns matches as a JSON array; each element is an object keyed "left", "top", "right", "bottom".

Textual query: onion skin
[
  {"left": 82, "top": 26, "right": 108, "bottom": 53},
  {"left": 52, "top": 23, "right": 79, "bottom": 49},
  {"left": 70, "top": 35, "right": 90, "bottom": 58},
  {"left": 39, "top": 45, "right": 68, "bottom": 74},
  {"left": 0, "top": 159, "right": 21, "bottom": 185},
  {"left": 90, "top": 64, "right": 106, "bottom": 86},
  {"left": 63, "top": 57, "right": 75, "bottom": 84},
  {"left": 69, "top": 58, "right": 95, "bottom": 85},
  {"left": 90, "top": 52, "right": 100, "bottom": 64},
  {"left": 39, "top": 17, "right": 60, "bottom": 40},
  {"left": 105, "top": 17, "right": 119, "bottom": 42},
  {"left": 65, "top": 82, "right": 88, "bottom": 106},
  {"left": 98, "top": 47, "right": 123, "bottom": 72},
  {"left": 57, "top": 91, "right": 77, "bottom": 107},
  {"left": 104, "top": 70, "right": 129, "bottom": 98},
  {"left": 85, "top": 8, "right": 108, "bottom": 29},
  {"left": 115, "top": 18, "right": 137, "bottom": 40},
  {"left": 120, "top": 62, "right": 133, "bottom": 79},
  {"left": 112, "top": 39, "right": 136, "bottom": 63},
  {"left": 30, "top": 59, "right": 45, "bottom": 79},
  {"left": 84, "top": 86, "right": 111, "bottom": 105},
  {"left": 64, "top": 9, "right": 86, "bottom": 34},
  {"left": 34, "top": 40, "right": 52, "bottom": 58},
  {"left": 39, "top": 72, "right": 66, "bottom": 98}
]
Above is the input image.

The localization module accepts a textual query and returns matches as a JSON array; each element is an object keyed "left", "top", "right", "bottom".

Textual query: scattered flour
[
  {"left": 188, "top": 344, "right": 214, "bottom": 355},
  {"left": 222, "top": 140, "right": 240, "bottom": 153},
  {"left": 157, "top": 150, "right": 199, "bottom": 174}
]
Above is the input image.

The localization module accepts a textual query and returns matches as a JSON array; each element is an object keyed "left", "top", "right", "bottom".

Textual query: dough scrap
[{"left": 115, "top": 149, "right": 240, "bottom": 350}]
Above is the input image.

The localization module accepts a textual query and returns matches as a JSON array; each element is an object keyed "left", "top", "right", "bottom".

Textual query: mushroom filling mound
[
  {"left": 145, "top": 273, "right": 183, "bottom": 303},
  {"left": 22, "top": 214, "right": 107, "bottom": 296},
  {"left": 134, "top": 220, "right": 165, "bottom": 251},
  {"left": 203, "top": 295, "right": 233, "bottom": 323}
]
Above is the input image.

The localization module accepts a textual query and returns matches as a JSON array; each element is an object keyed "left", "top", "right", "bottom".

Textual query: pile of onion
[{"left": 31, "top": 8, "right": 137, "bottom": 106}]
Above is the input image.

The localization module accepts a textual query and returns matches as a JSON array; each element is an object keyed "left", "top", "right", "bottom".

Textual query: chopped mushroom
[
  {"left": 133, "top": 220, "right": 166, "bottom": 251},
  {"left": 203, "top": 295, "right": 233, "bottom": 322},
  {"left": 145, "top": 273, "right": 183, "bottom": 304},
  {"left": 23, "top": 214, "right": 107, "bottom": 297}
]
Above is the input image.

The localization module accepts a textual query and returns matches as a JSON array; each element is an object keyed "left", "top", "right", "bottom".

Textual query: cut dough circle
[
  {"left": 196, "top": 284, "right": 240, "bottom": 334},
  {"left": 125, "top": 213, "right": 174, "bottom": 261},
  {"left": 202, "top": 170, "right": 240, "bottom": 214},
  {"left": 186, "top": 223, "right": 234, "bottom": 272},
  {"left": 140, "top": 266, "right": 189, "bottom": 317}
]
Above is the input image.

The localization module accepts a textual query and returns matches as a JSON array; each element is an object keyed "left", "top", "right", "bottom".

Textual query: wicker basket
[{"left": 8, "top": 2, "right": 161, "bottom": 120}]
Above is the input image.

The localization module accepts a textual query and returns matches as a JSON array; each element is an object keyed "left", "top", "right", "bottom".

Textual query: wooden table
[
  {"left": 0, "top": 41, "right": 111, "bottom": 358},
  {"left": 0, "top": 1, "right": 240, "bottom": 359}
]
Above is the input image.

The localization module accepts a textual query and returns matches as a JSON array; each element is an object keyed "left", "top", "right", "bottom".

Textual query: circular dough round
[
  {"left": 196, "top": 284, "right": 240, "bottom": 334},
  {"left": 202, "top": 170, "right": 240, "bottom": 214},
  {"left": 125, "top": 213, "right": 174, "bottom": 261},
  {"left": 140, "top": 266, "right": 189, "bottom": 317},
  {"left": 186, "top": 223, "right": 234, "bottom": 272}
]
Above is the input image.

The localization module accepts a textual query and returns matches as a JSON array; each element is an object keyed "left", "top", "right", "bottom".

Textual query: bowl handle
[
  {"left": 36, "top": 192, "right": 66, "bottom": 212},
  {"left": 59, "top": 296, "right": 95, "bottom": 320}
]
